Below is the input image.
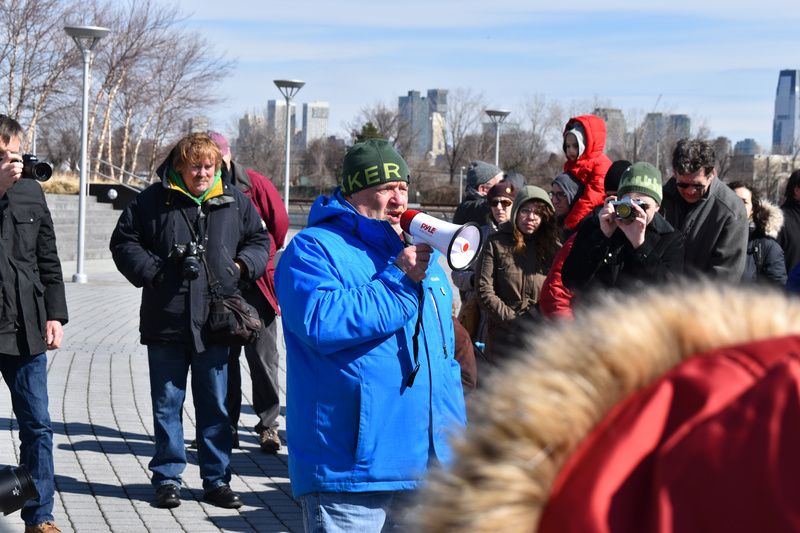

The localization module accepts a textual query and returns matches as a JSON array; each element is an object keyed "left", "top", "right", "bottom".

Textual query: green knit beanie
[
  {"left": 617, "top": 162, "right": 663, "bottom": 204},
  {"left": 340, "top": 138, "right": 410, "bottom": 195}
]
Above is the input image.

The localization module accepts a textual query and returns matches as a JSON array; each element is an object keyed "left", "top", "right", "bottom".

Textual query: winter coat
[
  {"left": 562, "top": 115, "right": 612, "bottom": 231},
  {"left": 418, "top": 283, "right": 800, "bottom": 533},
  {"left": 452, "top": 220, "right": 499, "bottom": 344},
  {"left": 562, "top": 211, "right": 685, "bottom": 293},
  {"left": 225, "top": 162, "right": 288, "bottom": 314},
  {"left": 110, "top": 157, "right": 269, "bottom": 353},
  {"left": 477, "top": 226, "right": 549, "bottom": 323},
  {"left": 661, "top": 176, "right": 748, "bottom": 281},
  {"left": 742, "top": 200, "right": 786, "bottom": 285},
  {"left": 274, "top": 189, "right": 466, "bottom": 498},
  {"left": 778, "top": 199, "right": 800, "bottom": 272},
  {"left": 453, "top": 191, "right": 490, "bottom": 226},
  {"left": 539, "top": 233, "right": 576, "bottom": 319},
  {"left": 0, "top": 179, "right": 68, "bottom": 356}
]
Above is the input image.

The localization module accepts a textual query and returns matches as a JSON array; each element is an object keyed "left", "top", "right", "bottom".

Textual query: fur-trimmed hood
[
  {"left": 417, "top": 283, "right": 800, "bottom": 532},
  {"left": 755, "top": 198, "right": 784, "bottom": 239}
]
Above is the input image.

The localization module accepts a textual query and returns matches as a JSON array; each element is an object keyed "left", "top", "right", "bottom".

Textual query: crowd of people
[{"left": 3, "top": 109, "right": 800, "bottom": 533}]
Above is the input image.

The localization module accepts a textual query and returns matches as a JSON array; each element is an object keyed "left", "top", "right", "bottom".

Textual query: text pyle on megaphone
[{"left": 399, "top": 210, "right": 483, "bottom": 271}]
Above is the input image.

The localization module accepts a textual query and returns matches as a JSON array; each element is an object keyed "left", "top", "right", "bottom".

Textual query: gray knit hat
[
  {"left": 466, "top": 160, "right": 503, "bottom": 190},
  {"left": 618, "top": 162, "right": 663, "bottom": 204},
  {"left": 552, "top": 172, "right": 580, "bottom": 205}
]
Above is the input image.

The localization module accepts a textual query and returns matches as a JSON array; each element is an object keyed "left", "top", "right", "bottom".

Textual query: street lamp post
[
  {"left": 273, "top": 79, "right": 305, "bottom": 215},
  {"left": 485, "top": 109, "right": 510, "bottom": 167},
  {"left": 459, "top": 166, "right": 466, "bottom": 204},
  {"left": 64, "top": 25, "right": 109, "bottom": 284}
]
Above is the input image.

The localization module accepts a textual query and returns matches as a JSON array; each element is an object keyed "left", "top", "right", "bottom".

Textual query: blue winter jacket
[{"left": 276, "top": 189, "right": 467, "bottom": 497}]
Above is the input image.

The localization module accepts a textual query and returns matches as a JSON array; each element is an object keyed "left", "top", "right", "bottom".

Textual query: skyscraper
[
  {"left": 267, "top": 99, "right": 298, "bottom": 138},
  {"left": 398, "top": 89, "right": 448, "bottom": 158},
  {"left": 593, "top": 107, "right": 626, "bottom": 158},
  {"left": 772, "top": 69, "right": 800, "bottom": 155},
  {"left": 302, "top": 101, "right": 330, "bottom": 147}
]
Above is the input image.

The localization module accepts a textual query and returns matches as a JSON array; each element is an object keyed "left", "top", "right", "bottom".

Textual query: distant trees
[{"left": 1, "top": 0, "right": 232, "bottom": 181}]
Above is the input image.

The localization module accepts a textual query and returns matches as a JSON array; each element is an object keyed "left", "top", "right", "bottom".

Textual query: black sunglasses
[{"left": 676, "top": 182, "right": 705, "bottom": 192}]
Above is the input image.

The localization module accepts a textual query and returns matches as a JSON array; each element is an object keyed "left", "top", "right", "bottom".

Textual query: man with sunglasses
[
  {"left": 563, "top": 162, "right": 684, "bottom": 293},
  {"left": 660, "top": 139, "right": 748, "bottom": 280}
]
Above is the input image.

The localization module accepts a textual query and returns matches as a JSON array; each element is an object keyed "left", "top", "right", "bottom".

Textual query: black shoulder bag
[{"left": 179, "top": 205, "right": 262, "bottom": 346}]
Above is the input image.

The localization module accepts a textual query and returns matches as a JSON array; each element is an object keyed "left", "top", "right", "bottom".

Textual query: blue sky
[{"left": 168, "top": 0, "right": 800, "bottom": 151}]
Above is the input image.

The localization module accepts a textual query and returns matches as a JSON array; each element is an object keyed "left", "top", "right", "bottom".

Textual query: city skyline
[{"left": 163, "top": 0, "right": 800, "bottom": 152}]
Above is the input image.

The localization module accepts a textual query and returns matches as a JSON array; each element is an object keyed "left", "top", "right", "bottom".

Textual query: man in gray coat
[{"left": 660, "top": 139, "right": 748, "bottom": 281}]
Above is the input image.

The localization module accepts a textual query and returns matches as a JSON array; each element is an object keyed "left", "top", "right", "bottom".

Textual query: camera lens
[
  {"left": 0, "top": 464, "right": 39, "bottom": 515},
  {"left": 183, "top": 257, "right": 201, "bottom": 280},
  {"left": 615, "top": 203, "right": 633, "bottom": 220}
]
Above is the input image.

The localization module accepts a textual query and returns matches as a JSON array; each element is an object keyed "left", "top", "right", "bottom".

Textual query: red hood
[{"left": 564, "top": 114, "right": 608, "bottom": 163}]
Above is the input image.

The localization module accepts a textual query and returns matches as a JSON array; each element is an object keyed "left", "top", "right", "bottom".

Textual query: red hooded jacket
[
  {"left": 241, "top": 167, "right": 288, "bottom": 315},
  {"left": 563, "top": 115, "right": 611, "bottom": 231}
]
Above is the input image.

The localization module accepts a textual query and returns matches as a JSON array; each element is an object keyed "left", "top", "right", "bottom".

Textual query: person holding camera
[
  {"left": 563, "top": 162, "right": 684, "bottom": 294},
  {"left": 275, "top": 138, "right": 466, "bottom": 532},
  {"left": 0, "top": 115, "right": 68, "bottom": 533},
  {"left": 110, "top": 133, "right": 269, "bottom": 510}
]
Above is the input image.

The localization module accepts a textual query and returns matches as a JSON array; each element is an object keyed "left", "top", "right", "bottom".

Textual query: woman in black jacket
[
  {"left": 730, "top": 181, "right": 787, "bottom": 286},
  {"left": 110, "top": 133, "right": 269, "bottom": 510},
  {"left": 563, "top": 162, "right": 684, "bottom": 295}
]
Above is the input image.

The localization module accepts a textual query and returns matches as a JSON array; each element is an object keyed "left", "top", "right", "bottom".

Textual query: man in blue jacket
[{"left": 276, "top": 138, "right": 467, "bottom": 532}]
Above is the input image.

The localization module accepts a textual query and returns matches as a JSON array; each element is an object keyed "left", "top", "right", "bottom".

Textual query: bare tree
[
  {"left": 0, "top": 0, "right": 81, "bottom": 146},
  {"left": 346, "top": 101, "right": 415, "bottom": 156},
  {"left": 441, "top": 88, "right": 485, "bottom": 184}
]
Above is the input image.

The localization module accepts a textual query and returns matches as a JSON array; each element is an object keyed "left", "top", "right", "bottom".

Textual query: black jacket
[
  {"left": 110, "top": 163, "right": 269, "bottom": 353},
  {"left": 562, "top": 212, "right": 685, "bottom": 293},
  {"left": 660, "top": 177, "right": 748, "bottom": 281},
  {"left": 453, "top": 193, "right": 490, "bottom": 226},
  {"left": 779, "top": 200, "right": 800, "bottom": 273},
  {"left": 0, "top": 179, "right": 68, "bottom": 356}
]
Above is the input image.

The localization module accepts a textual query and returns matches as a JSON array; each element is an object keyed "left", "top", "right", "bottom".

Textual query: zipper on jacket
[{"left": 427, "top": 288, "right": 448, "bottom": 357}]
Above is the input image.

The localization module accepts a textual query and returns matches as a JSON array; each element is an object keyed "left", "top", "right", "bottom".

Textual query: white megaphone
[{"left": 400, "top": 210, "right": 483, "bottom": 270}]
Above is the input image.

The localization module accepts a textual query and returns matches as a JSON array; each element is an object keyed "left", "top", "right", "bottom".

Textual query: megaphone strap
[{"left": 407, "top": 284, "right": 424, "bottom": 388}]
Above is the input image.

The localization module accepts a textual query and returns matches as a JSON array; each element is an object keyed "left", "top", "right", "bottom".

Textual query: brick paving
[{"left": 0, "top": 259, "right": 303, "bottom": 533}]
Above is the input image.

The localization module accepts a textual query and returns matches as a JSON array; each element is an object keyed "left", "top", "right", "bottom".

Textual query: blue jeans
[
  {"left": 300, "top": 491, "right": 415, "bottom": 532},
  {"left": 147, "top": 344, "right": 231, "bottom": 492},
  {"left": 0, "top": 353, "right": 54, "bottom": 526}
]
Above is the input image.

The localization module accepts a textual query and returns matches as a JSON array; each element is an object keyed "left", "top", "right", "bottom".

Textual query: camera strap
[{"left": 177, "top": 205, "right": 223, "bottom": 302}]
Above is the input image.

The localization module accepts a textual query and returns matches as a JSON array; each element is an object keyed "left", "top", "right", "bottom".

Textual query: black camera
[
  {"left": 21, "top": 154, "right": 53, "bottom": 182},
  {"left": 611, "top": 197, "right": 646, "bottom": 221},
  {"left": 168, "top": 241, "right": 204, "bottom": 280},
  {"left": 0, "top": 464, "right": 38, "bottom": 515}
]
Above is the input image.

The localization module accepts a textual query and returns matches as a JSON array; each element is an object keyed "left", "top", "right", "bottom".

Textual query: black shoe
[
  {"left": 155, "top": 484, "right": 181, "bottom": 509},
  {"left": 203, "top": 484, "right": 242, "bottom": 509}
]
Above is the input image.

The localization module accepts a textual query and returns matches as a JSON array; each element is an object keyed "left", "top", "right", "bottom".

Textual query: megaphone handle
[{"left": 407, "top": 284, "right": 424, "bottom": 388}]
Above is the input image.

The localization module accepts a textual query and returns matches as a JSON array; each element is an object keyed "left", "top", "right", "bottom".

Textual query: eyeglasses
[
  {"left": 518, "top": 207, "right": 542, "bottom": 218},
  {"left": 489, "top": 199, "right": 512, "bottom": 208},
  {"left": 549, "top": 191, "right": 567, "bottom": 200},
  {"left": 676, "top": 182, "right": 706, "bottom": 192}
]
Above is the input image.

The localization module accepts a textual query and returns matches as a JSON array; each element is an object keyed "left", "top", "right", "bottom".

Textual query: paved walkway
[{"left": 0, "top": 259, "right": 302, "bottom": 532}]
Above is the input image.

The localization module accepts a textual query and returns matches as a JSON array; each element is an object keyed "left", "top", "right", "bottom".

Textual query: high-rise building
[
  {"left": 734, "top": 138, "right": 760, "bottom": 156},
  {"left": 186, "top": 116, "right": 209, "bottom": 134},
  {"left": 267, "top": 99, "right": 298, "bottom": 138},
  {"left": 772, "top": 69, "right": 800, "bottom": 155},
  {"left": 398, "top": 89, "right": 448, "bottom": 158},
  {"left": 302, "top": 101, "right": 330, "bottom": 147},
  {"left": 593, "top": 108, "right": 626, "bottom": 158},
  {"left": 639, "top": 112, "right": 691, "bottom": 169}
]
